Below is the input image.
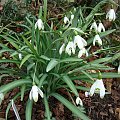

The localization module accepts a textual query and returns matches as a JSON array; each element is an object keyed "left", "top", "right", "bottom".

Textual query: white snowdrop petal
[
  {"left": 106, "top": 9, "right": 116, "bottom": 21},
  {"left": 29, "top": 89, "right": 33, "bottom": 100},
  {"left": 59, "top": 43, "right": 65, "bottom": 55},
  {"left": 90, "top": 21, "right": 98, "bottom": 31},
  {"left": 33, "top": 90, "right": 38, "bottom": 102},
  {"left": 37, "top": 87, "right": 44, "bottom": 98},
  {"left": 78, "top": 50, "right": 83, "bottom": 58},
  {"left": 93, "top": 34, "right": 102, "bottom": 46},
  {"left": 35, "top": 19, "right": 44, "bottom": 30},
  {"left": 85, "top": 92, "right": 89, "bottom": 97},
  {"left": 64, "top": 16, "right": 69, "bottom": 24},
  {"left": 76, "top": 97, "right": 83, "bottom": 106},
  {"left": 89, "top": 84, "right": 96, "bottom": 96}
]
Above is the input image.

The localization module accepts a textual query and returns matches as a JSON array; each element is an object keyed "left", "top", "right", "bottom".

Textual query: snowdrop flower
[
  {"left": 89, "top": 79, "right": 105, "bottom": 99},
  {"left": 78, "top": 47, "right": 88, "bottom": 58},
  {"left": 118, "top": 64, "right": 120, "bottom": 74},
  {"left": 64, "top": 16, "right": 69, "bottom": 24},
  {"left": 74, "top": 35, "right": 87, "bottom": 49},
  {"left": 76, "top": 96, "right": 83, "bottom": 106},
  {"left": 106, "top": 9, "right": 116, "bottom": 21},
  {"left": 90, "top": 21, "right": 98, "bottom": 32},
  {"left": 93, "top": 34, "right": 102, "bottom": 46},
  {"left": 65, "top": 41, "right": 75, "bottom": 56},
  {"left": 18, "top": 53, "right": 22, "bottom": 60},
  {"left": 97, "top": 22, "right": 105, "bottom": 33},
  {"left": 35, "top": 19, "right": 44, "bottom": 30},
  {"left": 29, "top": 85, "right": 43, "bottom": 102},
  {"left": 85, "top": 92, "right": 89, "bottom": 97}
]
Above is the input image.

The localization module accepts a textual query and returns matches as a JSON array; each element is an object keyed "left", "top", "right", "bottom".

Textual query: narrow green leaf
[
  {"left": 46, "top": 59, "right": 58, "bottom": 72},
  {"left": 26, "top": 99, "right": 33, "bottom": 120},
  {"left": 20, "top": 84, "right": 26, "bottom": 101},
  {"left": 20, "top": 54, "right": 33, "bottom": 68},
  {"left": 0, "top": 79, "right": 32, "bottom": 93},
  {"left": 52, "top": 93, "right": 90, "bottom": 120},
  {"left": 0, "top": 59, "right": 20, "bottom": 64},
  {"left": 62, "top": 75, "right": 78, "bottom": 96},
  {"left": 59, "top": 57, "right": 82, "bottom": 63},
  {"left": 38, "top": 74, "right": 48, "bottom": 87}
]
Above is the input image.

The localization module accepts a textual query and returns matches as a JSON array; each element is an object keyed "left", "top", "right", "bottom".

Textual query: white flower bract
[
  {"left": 89, "top": 79, "right": 105, "bottom": 99},
  {"left": 97, "top": 22, "right": 105, "bottom": 33},
  {"left": 29, "top": 85, "right": 43, "bottom": 102},
  {"left": 64, "top": 16, "right": 69, "bottom": 24},
  {"left": 59, "top": 43, "right": 65, "bottom": 55},
  {"left": 74, "top": 35, "right": 87, "bottom": 49},
  {"left": 90, "top": 21, "right": 98, "bottom": 32},
  {"left": 76, "top": 97, "right": 83, "bottom": 106},
  {"left": 65, "top": 41, "right": 75, "bottom": 56},
  {"left": 106, "top": 9, "right": 116, "bottom": 21},
  {"left": 35, "top": 19, "right": 44, "bottom": 30},
  {"left": 93, "top": 34, "right": 102, "bottom": 46}
]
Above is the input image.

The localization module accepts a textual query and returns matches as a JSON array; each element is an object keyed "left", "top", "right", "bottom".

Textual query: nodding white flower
[
  {"left": 64, "top": 16, "right": 69, "bottom": 24},
  {"left": 74, "top": 35, "right": 87, "bottom": 49},
  {"left": 93, "top": 34, "right": 102, "bottom": 46},
  {"left": 118, "top": 64, "right": 120, "bottom": 74},
  {"left": 97, "top": 22, "right": 105, "bottom": 33},
  {"left": 59, "top": 43, "right": 65, "bottom": 55},
  {"left": 18, "top": 53, "right": 22, "bottom": 60},
  {"left": 89, "top": 79, "right": 105, "bottom": 99},
  {"left": 76, "top": 97, "right": 83, "bottom": 106},
  {"left": 78, "top": 47, "right": 88, "bottom": 58},
  {"left": 65, "top": 41, "right": 75, "bottom": 56},
  {"left": 90, "top": 21, "right": 98, "bottom": 32},
  {"left": 29, "top": 85, "right": 43, "bottom": 102},
  {"left": 85, "top": 92, "right": 89, "bottom": 97},
  {"left": 71, "top": 14, "right": 74, "bottom": 20},
  {"left": 35, "top": 19, "right": 44, "bottom": 30},
  {"left": 106, "top": 9, "right": 116, "bottom": 21}
]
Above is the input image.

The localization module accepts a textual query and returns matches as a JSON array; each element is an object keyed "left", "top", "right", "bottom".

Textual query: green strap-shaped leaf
[
  {"left": 52, "top": 93, "right": 90, "bottom": 120},
  {"left": 46, "top": 59, "right": 58, "bottom": 72},
  {"left": 20, "top": 54, "right": 33, "bottom": 68},
  {"left": 26, "top": 99, "right": 33, "bottom": 120},
  {"left": 0, "top": 59, "right": 20, "bottom": 64},
  {"left": 0, "top": 79, "right": 32, "bottom": 93},
  {"left": 20, "top": 84, "right": 26, "bottom": 101},
  {"left": 38, "top": 74, "right": 48, "bottom": 87},
  {"left": 62, "top": 75, "right": 78, "bottom": 96},
  {"left": 59, "top": 57, "right": 83, "bottom": 63}
]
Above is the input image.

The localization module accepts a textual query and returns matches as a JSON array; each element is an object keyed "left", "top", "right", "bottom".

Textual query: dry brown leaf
[{"left": 115, "top": 108, "right": 120, "bottom": 120}]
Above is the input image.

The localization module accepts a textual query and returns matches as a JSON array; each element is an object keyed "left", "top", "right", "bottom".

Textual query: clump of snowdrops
[{"left": 0, "top": 0, "right": 120, "bottom": 120}]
